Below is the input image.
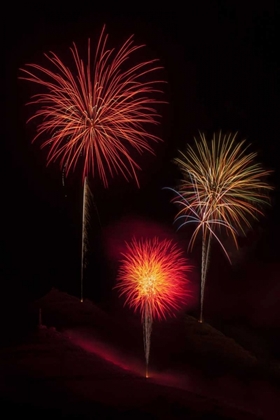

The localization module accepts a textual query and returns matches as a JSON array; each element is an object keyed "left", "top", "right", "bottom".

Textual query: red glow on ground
[
  {"left": 64, "top": 328, "right": 278, "bottom": 418},
  {"left": 64, "top": 329, "right": 244, "bottom": 399},
  {"left": 65, "top": 329, "right": 145, "bottom": 377},
  {"left": 65, "top": 328, "right": 196, "bottom": 387},
  {"left": 65, "top": 329, "right": 195, "bottom": 386}
]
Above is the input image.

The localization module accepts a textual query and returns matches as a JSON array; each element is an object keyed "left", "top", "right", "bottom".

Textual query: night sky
[{"left": 3, "top": 2, "right": 279, "bottom": 326}]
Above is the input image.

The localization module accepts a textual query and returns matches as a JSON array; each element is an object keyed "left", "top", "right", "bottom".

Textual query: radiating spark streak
[{"left": 163, "top": 187, "right": 237, "bottom": 260}]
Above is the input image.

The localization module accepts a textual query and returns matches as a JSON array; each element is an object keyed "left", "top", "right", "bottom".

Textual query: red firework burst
[
  {"left": 19, "top": 26, "right": 165, "bottom": 187},
  {"left": 116, "top": 237, "right": 191, "bottom": 321}
]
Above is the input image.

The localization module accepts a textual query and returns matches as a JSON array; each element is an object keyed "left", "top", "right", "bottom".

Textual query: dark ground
[{"left": 0, "top": 289, "right": 279, "bottom": 419}]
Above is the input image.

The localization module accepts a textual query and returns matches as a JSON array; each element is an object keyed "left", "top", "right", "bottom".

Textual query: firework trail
[
  {"left": 20, "top": 26, "right": 165, "bottom": 301},
  {"left": 80, "top": 177, "right": 93, "bottom": 302},
  {"left": 143, "top": 302, "right": 153, "bottom": 378},
  {"left": 116, "top": 237, "right": 191, "bottom": 377},
  {"left": 165, "top": 131, "right": 272, "bottom": 322}
]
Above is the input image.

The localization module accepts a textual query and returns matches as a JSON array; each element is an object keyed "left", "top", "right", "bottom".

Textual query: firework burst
[
  {"left": 116, "top": 237, "right": 191, "bottom": 377},
  {"left": 20, "top": 26, "right": 165, "bottom": 301},
  {"left": 19, "top": 26, "right": 165, "bottom": 187},
  {"left": 165, "top": 131, "right": 272, "bottom": 322}
]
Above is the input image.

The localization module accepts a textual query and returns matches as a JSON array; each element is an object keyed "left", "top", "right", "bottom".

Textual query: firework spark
[
  {"left": 20, "top": 26, "right": 165, "bottom": 301},
  {"left": 116, "top": 237, "right": 191, "bottom": 377},
  {"left": 166, "top": 131, "right": 272, "bottom": 322},
  {"left": 19, "top": 25, "right": 165, "bottom": 187}
]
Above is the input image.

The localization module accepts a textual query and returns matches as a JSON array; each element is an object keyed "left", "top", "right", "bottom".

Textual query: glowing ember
[{"left": 116, "top": 237, "right": 191, "bottom": 377}]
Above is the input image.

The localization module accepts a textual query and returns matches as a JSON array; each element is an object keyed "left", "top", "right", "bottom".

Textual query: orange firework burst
[
  {"left": 19, "top": 25, "right": 165, "bottom": 187},
  {"left": 116, "top": 237, "right": 191, "bottom": 377},
  {"left": 116, "top": 237, "right": 191, "bottom": 321}
]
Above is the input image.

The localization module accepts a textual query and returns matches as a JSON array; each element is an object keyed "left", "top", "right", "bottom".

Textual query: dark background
[{"left": 3, "top": 1, "right": 279, "bottom": 328}]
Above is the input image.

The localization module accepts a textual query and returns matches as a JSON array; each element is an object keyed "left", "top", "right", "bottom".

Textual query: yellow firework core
[{"left": 116, "top": 237, "right": 191, "bottom": 321}]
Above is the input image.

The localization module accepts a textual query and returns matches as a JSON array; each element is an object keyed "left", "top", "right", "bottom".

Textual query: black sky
[{"left": 3, "top": 1, "right": 279, "bottom": 324}]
